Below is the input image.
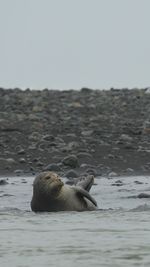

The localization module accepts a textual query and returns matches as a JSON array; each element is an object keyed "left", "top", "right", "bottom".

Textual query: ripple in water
[{"left": 0, "top": 175, "right": 150, "bottom": 267}]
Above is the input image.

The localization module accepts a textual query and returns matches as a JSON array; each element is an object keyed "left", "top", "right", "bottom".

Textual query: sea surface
[{"left": 0, "top": 175, "right": 150, "bottom": 267}]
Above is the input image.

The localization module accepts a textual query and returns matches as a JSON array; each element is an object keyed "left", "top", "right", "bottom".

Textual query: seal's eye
[{"left": 45, "top": 176, "right": 50, "bottom": 180}]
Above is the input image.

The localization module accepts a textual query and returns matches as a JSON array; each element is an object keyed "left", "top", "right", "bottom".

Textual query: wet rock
[
  {"left": 137, "top": 193, "right": 150, "bottom": 198},
  {"left": 21, "top": 179, "right": 27, "bottom": 184},
  {"left": 111, "top": 180, "right": 124, "bottom": 186},
  {"left": 65, "top": 170, "right": 78, "bottom": 179},
  {"left": 36, "top": 161, "right": 44, "bottom": 167},
  {"left": 42, "top": 134, "right": 55, "bottom": 141},
  {"left": 7, "top": 158, "right": 16, "bottom": 164},
  {"left": 28, "top": 132, "right": 41, "bottom": 142},
  {"left": 134, "top": 180, "right": 143, "bottom": 185},
  {"left": 145, "top": 87, "right": 150, "bottom": 94},
  {"left": 67, "top": 141, "right": 80, "bottom": 150},
  {"left": 62, "top": 155, "right": 79, "bottom": 168},
  {"left": 119, "top": 134, "right": 133, "bottom": 142},
  {"left": 14, "top": 169, "right": 24, "bottom": 175},
  {"left": 81, "top": 130, "right": 93, "bottom": 136},
  {"left": 18, "top": 158, "right": 26, "bottom": 163},
  {"left": 43, "top": 163, "right": 61, "bottom": 172},
  {"left": 85, "top": 168, "right": 97, "bottom": 176},
  {"left": 17, "top": 149, "right": 26, "bottom": 155},
  {"left": 0, "top": 179, "right": 8, "bottom": 185},
  {"left": 108, "top": 172, "right": 118, "bottom": 178},
  {"left": 77, "top": 152, "right": 93, "bottom": 165},
  {"left": 126, "top": 168, "right": 134, "bottom": 173},
  {"left": 77, "top": 152, "right": 92, "bottom": 159}
]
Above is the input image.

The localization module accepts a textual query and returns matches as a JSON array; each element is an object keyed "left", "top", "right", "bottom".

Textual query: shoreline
[{"left": 0, "top": 87, "right": 150, "bottom": 177}]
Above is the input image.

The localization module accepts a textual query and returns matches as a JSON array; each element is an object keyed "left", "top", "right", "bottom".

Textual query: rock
[
  {"left": 67, "top": 141, "right": 80, "bottom": 150},
  {"left": 119, "top": 134, "right": 133, "bottom": 142},
  {"left": 81, "top": 130, "right": 93, "bottom": 136},
  {"left": 14, "top": 169, "right": 24, "bottom": 175},
  {"left": 137, "top": 193, "right": 150, "bottom": 198},
  {"left": 77, "top": 152, "right": 93, "bottom": 159},
  {"left": 134, "top": 180, "right": 143, "bottom": 185},
  {"left": 18, "top": 158, "right": 26, "bottom": 163},
  {"left": 145, "top": 87, "right": 150, "bottom": 94},
  {"left": 17, "top": 149, "right": 26, "bottom": 155},
  {"left": 108, "top": 154, "right": 115, "bottom": 159},
  {"left": 0, "top": 179, "right": 8, "bottom": 185},
  {"left": 28, "top": 132, "right": 40, "bottom": 142},
  {"left": 42, "top": 134, "right": 55, "bottom": 141},
  {"left": 111, "top": 180, "right": 124, "bottom": 186},
  {"left": 85, "top": 168, "right": 97, "bottom": 176},
  {"left": 62, "top": 155, "right": 79, "bottom": 168},
  {"left": 43, "top": 163, "right": 61, "bottom": 172},
  {"left": 126, "top": 168, "right": 134, "bottom": 173},
  {"left": 65, "top": 170, "right": 78, "bottom": 179},
  {"left": 77, "top": 152, "right": 93, "bottom": 164},
  {"left": 108, "top": 172, "right": 118, "bottom": 178},
  {"left": 6, "top": 158, "right": 16, "bottom": 164},
  {"left": 36, "top": 161, "right": 44, "bottom": 167}
]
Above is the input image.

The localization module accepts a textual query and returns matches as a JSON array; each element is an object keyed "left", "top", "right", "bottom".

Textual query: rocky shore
[{"left": 0, "top": 87, "right": 150, "bottom": 177}]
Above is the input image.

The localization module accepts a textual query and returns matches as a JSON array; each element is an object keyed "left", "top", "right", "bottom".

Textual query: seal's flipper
[
  {"left": 75, "top": 175, "right": 94, "bottom": 192},
  {"left": 75, "top": 186, "right": 97, "bottom": 207}
]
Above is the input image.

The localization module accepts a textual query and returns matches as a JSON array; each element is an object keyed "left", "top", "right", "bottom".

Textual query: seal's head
[{"left": 31, "top": 171, "right": 64, "bottom": 211}]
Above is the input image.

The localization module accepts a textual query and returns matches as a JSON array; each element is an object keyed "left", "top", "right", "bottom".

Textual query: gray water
[{"left": 0, "top": 175, "right": 150, "bottom": 267}]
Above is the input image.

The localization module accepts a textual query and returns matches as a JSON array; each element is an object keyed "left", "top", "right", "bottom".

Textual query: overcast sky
[{"left": 0, "top": 0, "right": 150, "bottom": 90}]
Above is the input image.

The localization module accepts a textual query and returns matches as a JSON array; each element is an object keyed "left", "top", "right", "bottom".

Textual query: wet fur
[{"left": 31, "top": 172, "right": 97, "bottom": 212}]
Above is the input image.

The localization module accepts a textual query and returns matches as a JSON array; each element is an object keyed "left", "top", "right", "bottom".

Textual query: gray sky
[{"left": 0, "top": 0, "right": 150, "bottom": 90}]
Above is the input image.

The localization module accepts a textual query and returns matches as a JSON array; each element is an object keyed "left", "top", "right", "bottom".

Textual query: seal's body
[{"left": 31, "top": 172, "right": 97, "bottom": 212}]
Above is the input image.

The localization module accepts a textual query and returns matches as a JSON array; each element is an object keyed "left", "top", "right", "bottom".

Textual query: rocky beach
[{"left": 0, "top": 87, "right": 150, "bottom": 178}]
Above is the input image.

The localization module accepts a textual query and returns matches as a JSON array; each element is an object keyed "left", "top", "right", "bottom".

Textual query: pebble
[
  {"left": 119, "top": 134, "right": 133, "bottom": 142},
  {"left": 18, "top": 158, "right": 26, "bottom": 163},
  {"left": 17, "top": 149, "right": 26, "bottom": 155},
  {"left": 6, "top": 158, "right": 16, "bottom": 164}
]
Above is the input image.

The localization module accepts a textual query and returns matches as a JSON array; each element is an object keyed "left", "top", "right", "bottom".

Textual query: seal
[{"left": 31, "top": 171, "right": 97, "bottom": 212}]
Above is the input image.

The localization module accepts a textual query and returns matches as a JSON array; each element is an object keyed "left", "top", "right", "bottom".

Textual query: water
[{"left": 0, "top": 175, "right": 150, "bottom": 267}]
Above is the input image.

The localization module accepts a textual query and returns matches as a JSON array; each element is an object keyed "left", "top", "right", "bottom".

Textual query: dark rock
[
  {"left": 108, "top": 172, "right": 118, "bottom": 178},
  {"left": 85, "top": 168, "right": 97, "bottom": 176},
  {"left": 111, "top": 180, "right": 124, "bottom": 186},
  {"left": 62, "top": 155, "right": 79, "bottom": 168},
  {"left": 36, "top": 161, "right": 44, "bottom": 167},
  {"left": 43, "top": 163, "right": 61, "bottom": 172},
  {"left": 42, "top": 135, "right": 55, "bottom": 141},
  {"left": 0, "top": 179, "right": 8, "bottom": 185},
  {"left": 14, "top": 169, "right": 24, "bottom": 175},
  {"left": 18, "top": 149, "right": 26, "bottom": 155},
  {"left": 137, "top": 193, "right": 150, "bottom": 198},
  {"left": 134, "top": 180, "right": 144, "bottom": 185},
  {"left": 18, "top": 158, "right": 26, "bottom": 163},
  {"left": 65, "top": 170, "right": 78, "bottom": 179}
]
